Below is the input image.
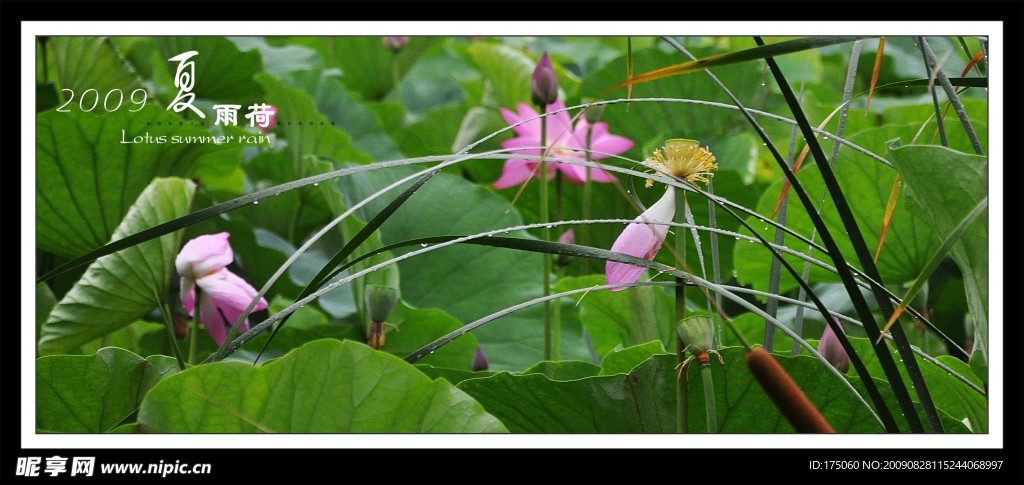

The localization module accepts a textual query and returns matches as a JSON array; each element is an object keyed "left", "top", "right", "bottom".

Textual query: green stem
[
  {"left": 539, "top": 106, "right": 552, "bottom": 361},
  {"left": 154, "top": 294, "right": 186, "bottom": 371},
  {"left": 674, "top": 185, "right": 688, "bottom": 433},
  {"left": 581, "top": 126, "right": 594, "bottom": 274},
  {"left": 701, "top": 364, "right": 718, "bottom": 433},
  {"left": 551, "top": 173, "right": 564, "bottom": 361},
  {"left": 289, "top": 197, "right": 304, "bottom": 246},
  {"left": 677, "top": 336, "right": 689, "bottom": 433},
  {"left": 673, "top": 187, "right": 687, "bottom": 329},
  {"left": 188, "top": 286, "right": 202, "bottom": 366}
]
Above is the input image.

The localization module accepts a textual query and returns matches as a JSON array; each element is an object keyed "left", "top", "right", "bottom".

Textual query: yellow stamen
[{"left": 644, "top": 139, "right": 718, "bottom": 187}]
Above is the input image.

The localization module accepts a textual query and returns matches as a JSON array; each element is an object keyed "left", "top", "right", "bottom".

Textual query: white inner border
[{"left": 22, "top": 21, "right": 1003, "bottom": 449}]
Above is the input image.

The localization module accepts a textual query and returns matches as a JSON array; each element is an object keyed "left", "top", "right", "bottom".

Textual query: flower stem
[
  {"left": 701, "top": 363, "right": 718, "bottom": 433},
  {"left": 188, "top": 286, "right": 202, "bottom": 366},
  {"left": 539, "top": 105, "right": 552, "bottom": 361},
  {"left": 154, "top": 292, "right": 186, "bottom": 371},
  {"left": 677, "top": 344, "right": 689, "bottom": 433},
  {"left": 551, "top": 173, "right": 564, "bottom": 361},
  {"left": 674, "top": 185, "right": 688, "bottom": 433},
  {"left": 581, "top": 126, "right": 594, "bottom": 274}
]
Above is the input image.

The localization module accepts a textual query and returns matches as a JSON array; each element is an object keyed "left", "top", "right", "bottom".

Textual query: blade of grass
[
  {"left": 877, "top": 196, "right": 988, "bottom": 342},
  {"left": 756, "top": 36, "right": 939, "bottom": 433},
  {"left": 626, "top": 37, "right": 634, "bottom": 105},
  {"left": 957, "top": 37, "right": 986, "bottom": 76},
  {"left": 918, "top": 36, "right": 949, "bottom": 147},
  {"left": 794, "top": 40, "right": 861, "bottom": 357},
  {"left": 861, "top": 76, "right": 986, "bottom": 95},
  {"left": 765, "top": 52, "right": 813, "bottom": 351},
  {"left": 874, "top": 175, "right": 902, "bottom": 262},
  {"left": 918, "top": 37, "right": 985, "bottom": 156},
  {"left": 706, "top": 180, "right": 724, "bottom": 349},
  {"left": 769, "top": 101, "right": 849, "bottom": 218},
  {"left": 611, "top": 36, "right": 866, "bottom": 91},
  {"left": 865, "top": 37, "right": 886, "bottom": 112}
]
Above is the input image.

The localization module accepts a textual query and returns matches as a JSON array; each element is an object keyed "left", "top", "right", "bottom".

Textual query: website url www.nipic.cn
[{"left": 100, "top": 460, "right": 211, "bottom": 478}]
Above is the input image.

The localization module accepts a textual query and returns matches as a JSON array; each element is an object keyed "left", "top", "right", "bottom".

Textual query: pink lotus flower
[
  {"left": 604, "top": 140, "right": 718, "bottom": 290},
  {"left": 818, "top": 318, "right": 850, "bottom": 373},
  {"left": 492, "top": 99, "right": 634, "bottom": 190},
  {"left": 175, "top": 232, "right": 268, "bottom": 345},
  {"left": 604, "top": 188, "right": 675, "bottom": 291}
]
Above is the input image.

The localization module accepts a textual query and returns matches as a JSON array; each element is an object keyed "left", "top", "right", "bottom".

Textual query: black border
[{"left": 5, "top": 1, "right": 1022, "bottom": 484}]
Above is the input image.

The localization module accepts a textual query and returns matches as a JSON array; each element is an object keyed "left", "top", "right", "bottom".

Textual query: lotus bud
[
  {"left": 530, "top": 51, "right": 559, "bottom": 107},
  {"left": 818, "top": 318, "right": 850, "bottom": 373},
  {"left": 555, "top": 229, "right": 575, "bottom": 267},
  {"left": 472, "top": 347, "right": 489, "bottom": 371},
  {"left": 383, "top": 36, "right": 409, "bottom": 53}
]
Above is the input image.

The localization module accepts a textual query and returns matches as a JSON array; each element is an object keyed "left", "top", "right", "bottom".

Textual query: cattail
[{"left": 746, "top": 348, "right": 834, "bottom": 433}]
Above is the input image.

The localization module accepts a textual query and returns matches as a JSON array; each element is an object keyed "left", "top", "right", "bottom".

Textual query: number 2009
[{"left": 56, "top": 88, "right": 147, "bottom": 113}]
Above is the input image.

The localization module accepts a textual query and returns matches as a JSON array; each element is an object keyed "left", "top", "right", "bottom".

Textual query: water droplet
[
  {"left": 761, "top": 81, "right": 766, "bottom": 86},
  {"left": 253, "top": 200, "right": 259, "bottom": 205},
  {"left": 823, "top": 136, "right": 829, "bottom": 140},
  {"left": 763, "top": 226, "right": 769, "bottom": 231},
  {"left": 313, "top": 182, "right": 319, "bottom": 186},
  {"left": 761, "top": 142, "right": 767, "bottom": 146},
  {"left": 420, "top": 243, "right": 428, "bottom": 248}
]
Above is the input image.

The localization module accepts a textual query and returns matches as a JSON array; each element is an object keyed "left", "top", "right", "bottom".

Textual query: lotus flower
[
  {"left": 604, "top": 188, "right": 675, "bottom": 290},
  {"left": 604, "top": 139, "right": 718, "bottom": 290},
  {"left": 493, "top": 99, "right": 634, "bottom": 189},
  {"left": 818, "top": 319, "right": 850, "bottom": 373},
  {"left": 175, "top": 232, "right": 268, "bottom": 345}
]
